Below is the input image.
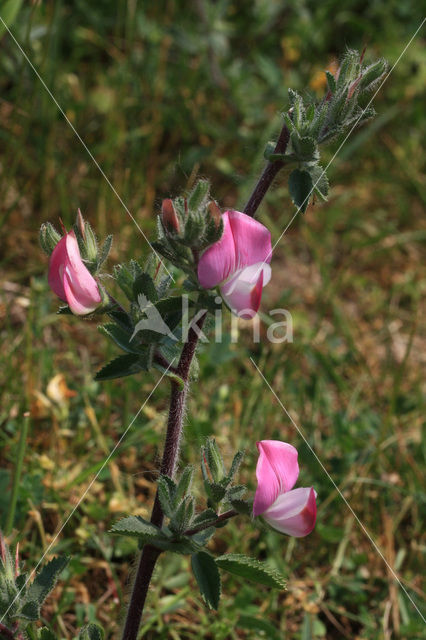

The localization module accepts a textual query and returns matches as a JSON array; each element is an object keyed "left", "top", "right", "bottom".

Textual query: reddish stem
[{"left": 121, "top": 313, "right": 206, "bottom": 640}]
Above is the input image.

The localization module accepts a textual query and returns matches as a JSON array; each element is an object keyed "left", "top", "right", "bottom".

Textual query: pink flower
[
  {"left": 48, "top": 230, "right": 102, "bottom": 315},
  {"left": 197, "top": 210, "right": 272, "bottom": 319},
  {"left": 253, "top": 440, "right": 317, "bottom": 537}
]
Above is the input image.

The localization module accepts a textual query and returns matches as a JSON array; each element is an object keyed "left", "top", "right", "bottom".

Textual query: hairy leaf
[
  {"left": 192, "top": 552, "right": 221, "bottom": 610},
  {"left": 215, "top": 554, "right": 286, "bottom": 589}
]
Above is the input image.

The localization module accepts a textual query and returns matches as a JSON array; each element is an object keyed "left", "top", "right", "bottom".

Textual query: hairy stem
[
  {"left": 121, "top": 313, "right": 206, "bottom": 640},
  {"left": 243, "top": 122, "right": 290, "bottom": 218},
  {"left": 184, "top": 509, "right": 238, "bottom": 537}
]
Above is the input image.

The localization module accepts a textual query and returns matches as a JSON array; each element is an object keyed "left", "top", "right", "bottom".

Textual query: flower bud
[
  {"left": 48, "top": 230, "right": 102, "bottom": 315},
  {"left": 207, "top": 200, "right": 222, "bottom": 228},
  {"left": 84, "top": 221, "right": 99, "bottom": 262},
  {"left": 161, "top": 198, "right": 180, "bottom": 233}
]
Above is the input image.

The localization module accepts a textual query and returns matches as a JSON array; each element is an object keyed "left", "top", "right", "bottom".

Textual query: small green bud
[
  {"left": 187, "top": 179, "right": 210, "bottom": 212},
  {"left": 39, "top": 222, "right": 61, "bottom": 255},
  {"left": 84, "top": 222, "right": 98, "bottom": 262}
]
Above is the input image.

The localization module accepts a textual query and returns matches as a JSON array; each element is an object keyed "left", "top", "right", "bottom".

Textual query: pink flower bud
[
  {"left": 253, "top": 440, "right": 317, "bottom": 538},
  {"left": 48, "top": 230, "right": 102, "bottom": 315},
  {"left": 197, "top": 210, "right": 272, "bottom": 319},
  {"left": 161, "top": 198, "right": 180, "bottom": 233},
  {"left": 207, "top": 201, "right": 222, "bottom": 228}
]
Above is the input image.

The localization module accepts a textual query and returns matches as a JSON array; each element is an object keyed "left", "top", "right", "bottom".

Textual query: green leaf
[
  {"left": 107, "top": 309, "right": 133, "bottom": 331},
  {"left": 109, "top": 516, "right": 160, "bottom": 539},
  {"left": 227, "top": 450, "right": 244, "bottom": 483},
  {"left": 191, "top": 552, "right": 221, "bottom": 610},
  {"left": 157, "top": 476, "right": 175, "bottom": 518},
  {"left": 175, "top": 466, "right": 194, "bottom": 503},
  {"left": 291, "top": 134, "right": 318, "bottom": 161},
  {"left": 215, "top": 554, "right": 286, "bottom": 589},
  {"left": 238, "top": 615, "right": 282, "bottom": 640},
  {"left": 133, "top": 273, "right": 158, "bottom": 303},
  {"left": 191, "top": 527, "right": 216, "bottom": 547},
  {"left": 17, "top": 600, "right": 39, "bottom": 620},
  {"left": 98, "top": 323, "right": 139, "bottom": 354},
  {"left": 288, "top": 169, "right": 313, "bottom": 213},
  {"left": 38, "top": 629, "right": 59, "bottom": 640},
  {"left": 191, "top": 509, "right": 218, "bottom": 529},
  {"left": 23, "top": 556, "right": 69, "bottom": 608},
  {"left": 79, "top": 623, "right": 105, "bottom": 640},
  {"left": 229, "top": 498, "right": 252, "bottom": 516},
  {"left": 94, "top": 353, "right": 147, "bottom": 381},
  {"left": 308, "top": 164, "right": 329, "bottom": 200},
  {"left": 225, "top": 485, "right": 246, "bottom": 501}
]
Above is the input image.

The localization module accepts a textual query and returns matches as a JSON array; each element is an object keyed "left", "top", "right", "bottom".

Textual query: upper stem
[
  {"left": 243, "top": 122, "right": 290, "bottom": 218},
  {"left": 121, "top": 312, "right": 206, "bottom": 640}
]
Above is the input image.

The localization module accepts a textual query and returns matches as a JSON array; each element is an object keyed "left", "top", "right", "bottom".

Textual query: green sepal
[
  {"left": 227, "top": 450, "right": 244, "bottom": 484},
  {"left": 187, "top": 179, "right": 210, "bottom": 212},
  {"left": 325, "top": 70, "right": 336, "bottom": 93},
  {"left": 97, "top": 234, "right": 113, "bottom": 269},
  {"left": 191, "top": 552, "right": 221, "bottom": 610},
  {"left": 170, "top": 496, "right": 195, "bottom": 535},
  {"left": 94, "top": 353, "right": 148, "bottom": 381},
  {"left": 175, "top": 466, "right": 194, "bottom": 503},
  {"left": 57, "top": 305, "right": 72, "bottom": 315},
  {"left": 288, "top": 169, "right": 313, "bottom": 213},
  {"left": 215, "top": 554, "right": 286, "bottom": 589}
]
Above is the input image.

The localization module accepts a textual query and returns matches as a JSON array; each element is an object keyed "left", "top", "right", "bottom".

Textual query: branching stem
[
  {"left": 121, "top": 313, "right": 206, "bottom": 640},
  {"left": 243, "top": 121, "right": 290, "bottom": 218}
]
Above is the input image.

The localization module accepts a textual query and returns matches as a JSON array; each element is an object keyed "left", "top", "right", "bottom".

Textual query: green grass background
[{"left": 0, "top": 1, "right": 425, "bottom": 638}]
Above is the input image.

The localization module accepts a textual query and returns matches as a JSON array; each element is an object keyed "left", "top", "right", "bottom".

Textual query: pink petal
[
  {"left": 228, "top": 210, "right": 272, "bottom": 272},
  {"left": 253, "top": 441, "right": 299, "bottom": 517},
  {"left": 63, "top": 267, "right": 101, "bottom": 315},
  {"left": 48, "top": 230, "right": 101, "bottom": 315},
  {"left": 48, "top": 234, "right": 68, "bottom": 300},
  {"left": 263, "top": 487, "right": 317, "bottom": 537},
  {"left": 197, "top": 212, "right": 237, "bottom": 288},
  {"left": 221, "top": 264, "right": 271, "bottom": 319}
]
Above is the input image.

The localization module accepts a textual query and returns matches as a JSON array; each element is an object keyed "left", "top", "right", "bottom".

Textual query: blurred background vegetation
[{"left": 0, "top": 1, "right": 425, "bottom": 638}]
